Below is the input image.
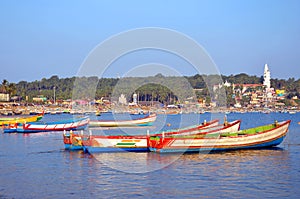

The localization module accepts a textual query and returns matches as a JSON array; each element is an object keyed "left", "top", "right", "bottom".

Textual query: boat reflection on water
[
  {"left": 89, "top": 147, "right": 289, "bottom": 174},
  {"left": 62, "top": 149, "right": 90, "bottom": 160},
  {"left": 174, "top": 148, "right": 291, "bottom": 181},
  {"left": 179, "top": 148, "right": 289, "bottom": 168},
  {"left": 91, "top": 152, "right": 182, "bottom": 173}
]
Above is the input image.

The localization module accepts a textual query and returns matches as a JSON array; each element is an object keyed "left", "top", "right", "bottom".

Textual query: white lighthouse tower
[
  {"left": 263, "top": 64, "right": 273, "bottom": 102},
  {"left": 263, "top": 64, "right": 271, "bottom": 89}
]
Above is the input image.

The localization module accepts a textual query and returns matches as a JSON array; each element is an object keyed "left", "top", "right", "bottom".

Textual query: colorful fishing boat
[
  {"left": 89, "top": 113, "right": 157, "bottom": 127},
  {"left": 3, "top": 117, "right": 89, "bottom": 133},
  {"left": 80, "top": 120, "right": 240, "bottom": 153},
  {"left": 148, "top": 120, "right": 291, "bottom": 153},
  {"left": 0, "top": 113, "right": 44, "bottom": 126},
  {"left": 63, "top": 119, "right": 219, "bottom": 151}
]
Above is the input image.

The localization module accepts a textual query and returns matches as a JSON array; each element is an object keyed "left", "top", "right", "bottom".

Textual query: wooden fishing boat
[
  {"left": 0, "top": 113, "right": 44, "bottom": 126},
  {"left": 63, "top": 119, "right": 219, "bottom": 151},
  {"left": 89, "top": 113, "right": 157, "bottom": 127},
  {"left": 78, "top": 120, "right": 241, "bottom": 153},
  {"left": 148, "top": 120, "right": 291, "bottom": 153},
  {"left": 4, "top": 117, "right": 89, "bottom": 133}
]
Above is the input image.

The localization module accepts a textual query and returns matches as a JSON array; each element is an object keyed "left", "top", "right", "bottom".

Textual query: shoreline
[{"left": 0, "top": 103, "right": 298, "bottom": 116}]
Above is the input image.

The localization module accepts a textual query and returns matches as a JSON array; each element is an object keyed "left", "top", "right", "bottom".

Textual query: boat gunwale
[
  {"left": 166, "top": 120, "right": 241, "bottom": 137},
  {"left": 152, "top": 120, "right": 291, "bottom": 141}
]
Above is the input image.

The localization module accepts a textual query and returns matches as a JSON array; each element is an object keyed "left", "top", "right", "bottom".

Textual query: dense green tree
[
  {"left": 0, "top": 79, "right": 17, "bottom": 97},
  {"left": 5, "top": 73, "right": 298, "bottom": 105}
]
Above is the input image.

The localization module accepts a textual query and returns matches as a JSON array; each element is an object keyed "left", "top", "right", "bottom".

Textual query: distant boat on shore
[{"left": 0, "top": 113, "right": 44, "bottom": 126}]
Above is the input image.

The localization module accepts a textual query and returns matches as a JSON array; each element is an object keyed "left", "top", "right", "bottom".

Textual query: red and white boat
[{"left": 5, "top": 117, "right": 89, "bottom": 133}]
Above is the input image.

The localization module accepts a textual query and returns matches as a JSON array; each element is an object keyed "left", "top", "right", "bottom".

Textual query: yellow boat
[{"left": 0, "top": 113, "right": 44, "bottom": 126}]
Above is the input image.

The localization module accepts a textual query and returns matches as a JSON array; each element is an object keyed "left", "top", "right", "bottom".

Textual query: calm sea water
[{"left": 1, "top": 112, "right": 300, "bottom": 198}]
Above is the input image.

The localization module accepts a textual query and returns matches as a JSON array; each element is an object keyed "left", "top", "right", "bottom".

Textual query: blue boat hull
[
  {"left": 84, "top": 146, "right": 149, "bottom": 153},
  {"left": 64, "top": 144, "right": 83, "bottom": 150},
  {"left": 149, "top": 136, "right": 286, "bottom": 153},
  {"left": 3, "top": 129, "right": 17, "bottom": 133}
]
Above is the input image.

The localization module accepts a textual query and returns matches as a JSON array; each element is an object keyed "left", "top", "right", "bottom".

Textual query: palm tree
[{"left": 0, "top": 79, "right": 9, "bottom": 93}]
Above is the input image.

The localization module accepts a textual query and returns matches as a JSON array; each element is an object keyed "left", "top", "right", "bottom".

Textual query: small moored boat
[
  {"left": 4, "top": 117, "right": 89, "bottom": 133},
  {"left": 89, "top": 113, "right": 157, "bottom": 127}
]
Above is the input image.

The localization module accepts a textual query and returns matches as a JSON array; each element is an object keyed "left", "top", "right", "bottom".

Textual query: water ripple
[{"left": 1, "top": 113, "right": 300, "bottom": 198}]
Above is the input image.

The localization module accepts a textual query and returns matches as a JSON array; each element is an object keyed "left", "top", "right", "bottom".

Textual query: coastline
[{"left": 0, "top": 102, "right": 298, "bottom": 116}]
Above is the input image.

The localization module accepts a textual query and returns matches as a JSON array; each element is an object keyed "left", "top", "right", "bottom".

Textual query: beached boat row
[{"left": 62, "top": 119, "right": 291, "bottom": 154}]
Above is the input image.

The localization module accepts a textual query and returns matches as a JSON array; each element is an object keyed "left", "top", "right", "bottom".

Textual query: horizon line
[{"left": 4, "top": 72, "right": 298, "bottom": 84}]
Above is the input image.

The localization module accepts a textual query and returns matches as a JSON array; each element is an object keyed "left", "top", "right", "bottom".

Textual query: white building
[{"left": 0, "top": 93, "right": 9, "bottom": 102}]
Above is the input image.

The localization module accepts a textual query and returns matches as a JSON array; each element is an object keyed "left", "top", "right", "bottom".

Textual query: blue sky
[{"left": 1, "top": 0, "right": 299, "bottom": 82}]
